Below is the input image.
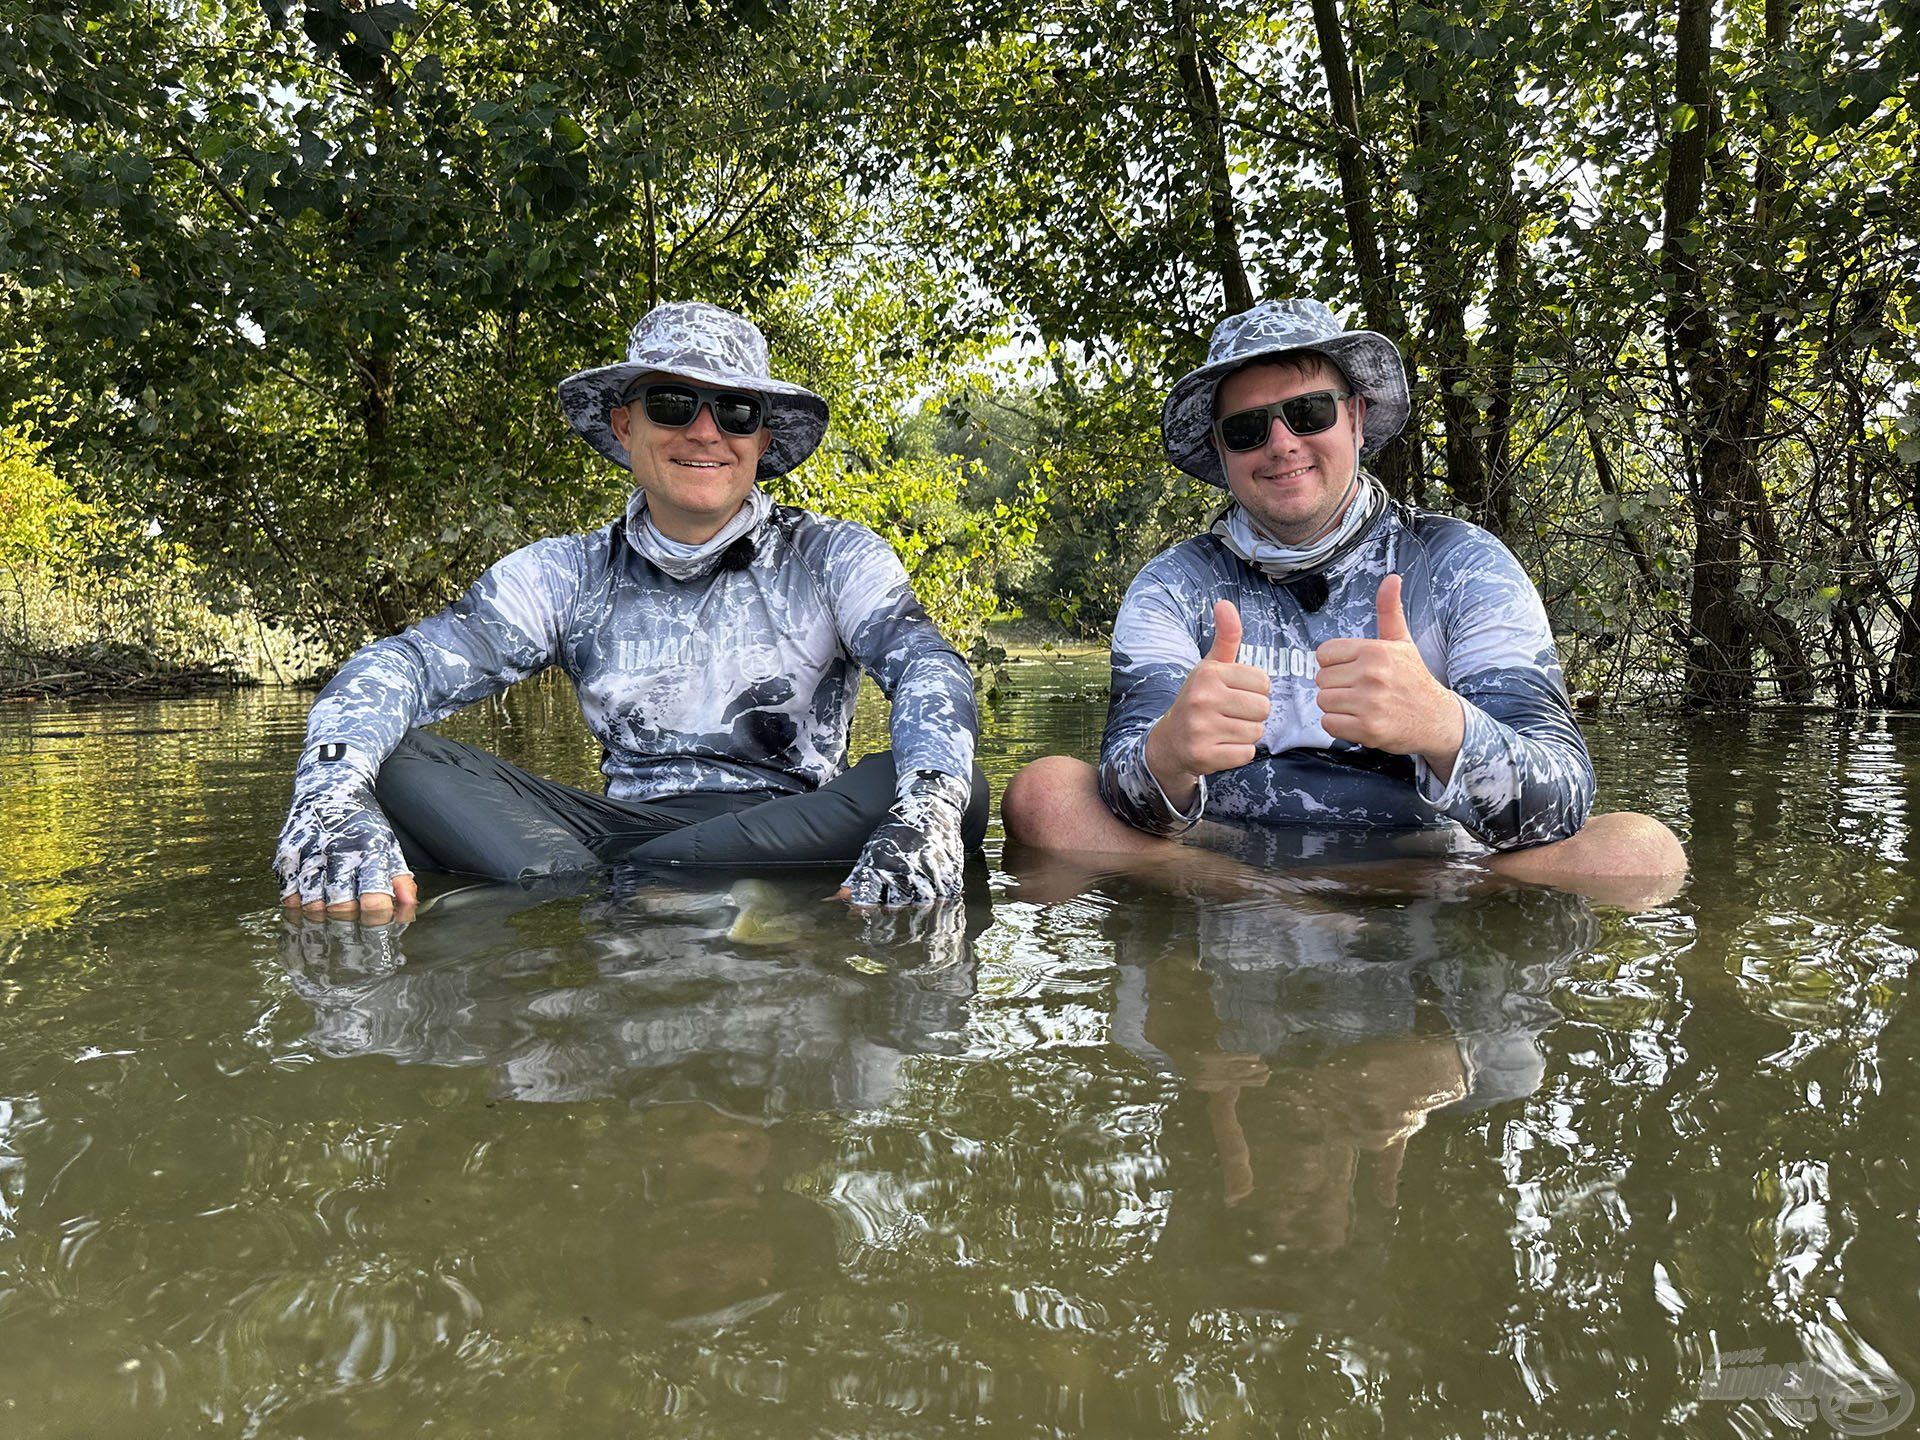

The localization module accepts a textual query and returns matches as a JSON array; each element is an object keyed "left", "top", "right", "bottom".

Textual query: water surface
[{"left": 2, "top": 667, "right": 1915, "bottom": 1436}]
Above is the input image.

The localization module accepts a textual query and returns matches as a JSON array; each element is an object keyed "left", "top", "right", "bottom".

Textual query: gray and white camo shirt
[
  {"left": 1099, "top": 498, "right": 1594, "bottom": 849},
  {"left": 302, "top": 497, "right": 977, "bottom": 800}
]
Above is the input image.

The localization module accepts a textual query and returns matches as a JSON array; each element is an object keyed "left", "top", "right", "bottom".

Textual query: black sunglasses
[
  {"left": 1214, "top": 389, "right": 1354, "bottom": 452},
  {"left": 629, "top": 382, "right": 766, "bottom": 437}
]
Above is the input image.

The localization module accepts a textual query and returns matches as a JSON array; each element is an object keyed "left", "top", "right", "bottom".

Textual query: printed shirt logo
[
  {"left": 1236, "top": 643, "right": 1318, "bottom": 679},
  {"left": 605, "top": 635, "right": 786, "bottom": 684}
]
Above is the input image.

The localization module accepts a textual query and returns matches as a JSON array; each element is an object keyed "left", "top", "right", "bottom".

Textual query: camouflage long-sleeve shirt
[
  {"left": 302, "top": 499, "right": 976, "bottom": 799},
  {"left": 1099, "top": 499, "right": 1593, "bottom": 849}
]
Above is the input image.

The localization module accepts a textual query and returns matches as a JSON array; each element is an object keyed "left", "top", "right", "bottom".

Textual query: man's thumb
[
  {"left": 1376, "top": 574, "right": 1412, "bottom": 642},
  {"left": 1207, "top": 600, "right": 1243, "bottom": 662}
]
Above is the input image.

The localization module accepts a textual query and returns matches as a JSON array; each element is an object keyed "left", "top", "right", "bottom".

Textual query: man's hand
[
  {"left": 1314, "top": 574, "right": 1465, "bottom": 779},
  {"left": 273, "top": 750, "right": 417, "bottom": 919},
  {"left": 1144, "top": 600, "right": 1272, "bottom": 809},
  {"left": 840, "top": 770, "right": 969, "bottom": 906}
]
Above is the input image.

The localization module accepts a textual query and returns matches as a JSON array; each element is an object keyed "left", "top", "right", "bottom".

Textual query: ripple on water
[
  {"left": 206, "top": 1260, "right": 485, "bottom": 1389},
  {"left": 2, "top": 695, "right": 1917, "bottom": 1435}
]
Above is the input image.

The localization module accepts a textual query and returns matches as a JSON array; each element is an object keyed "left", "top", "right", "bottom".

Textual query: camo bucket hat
[
  {"left": 1162, "top": 297, "right": 1409, "bottom": 487},
  {"left": 559, "top": 301, "right": 829, "bottom": 480}
]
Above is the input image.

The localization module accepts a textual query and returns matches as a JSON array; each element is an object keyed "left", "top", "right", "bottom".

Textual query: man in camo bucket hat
[
  {"left": 1159, "top": 297, "right": 1409, "bottom": 488},
  {"left": 273, "top": 300, "right": 989, "bottom": 919},
  {"left": 1003, "top": 295, "right": 1686, "bottom": 892},
  {"left": 558, "top": 300, "right": 829, "bottom": 480}
]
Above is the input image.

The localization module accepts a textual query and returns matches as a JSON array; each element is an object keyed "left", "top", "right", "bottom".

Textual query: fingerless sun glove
[
  {"left": 841, "top": 770, "right": 969, "bottom": 906},
  {"left": 273, "top": 746, "right": 412, "bottom": 907}
]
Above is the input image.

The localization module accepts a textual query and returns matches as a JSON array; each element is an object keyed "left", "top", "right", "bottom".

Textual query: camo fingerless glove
[
  {"left": 273, "top": 744, "right": 412, "bottom": 907},
  {"left": 842, "top": 770, "right": 969, "bottom": 906}
]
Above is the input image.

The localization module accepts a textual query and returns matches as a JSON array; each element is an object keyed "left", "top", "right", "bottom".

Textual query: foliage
[
  {"left": 0, "top": 0, "right": 1027, "bottom": 655},
  {"left": 756, "top": 271, "right": 1047, "bottom": 647},
  {"left": 0, "top": 423, "right": 91, "bottom": 586},
  {"left": 0, "top": 424, "right": 288, "bottom": 677},
  {"left": 1, "top": 0, "right": 1917, "bottom": 705}
]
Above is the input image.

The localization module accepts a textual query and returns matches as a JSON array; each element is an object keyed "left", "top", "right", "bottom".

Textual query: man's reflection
[
  {"left": 272, "top": 861, "right": 993, "bottom": 1324},
  {"left": 274, "top": 861, "right": 991, "bottom": 1113},
  {"left": 1038, "top": 850, "right": 1601, "bottom": 1320}
]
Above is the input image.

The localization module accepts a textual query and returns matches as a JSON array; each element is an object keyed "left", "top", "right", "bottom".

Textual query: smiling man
[
  {"left": 274, "top": 301, "right": 986, "bottom": 917},
  {"left": 1002, "top": 297, "right": 1684, "bottom": 886}
]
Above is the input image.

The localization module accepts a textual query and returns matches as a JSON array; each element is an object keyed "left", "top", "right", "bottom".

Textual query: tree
[{"left": 0, "top": 0, "right": 1027, "bottom": 650}]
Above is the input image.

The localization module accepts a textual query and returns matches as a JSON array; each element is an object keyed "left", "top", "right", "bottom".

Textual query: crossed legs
[
  {"left": 376, "top": 730, "right": 990, "bottom": 883},
  {"left": 1001, "top": 755, "right": 1688, "bottom": 903}
]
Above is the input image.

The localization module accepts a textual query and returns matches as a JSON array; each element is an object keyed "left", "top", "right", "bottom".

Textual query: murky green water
[{"left": 2, "top": 664, "right": 1915, "bottom": 1437}]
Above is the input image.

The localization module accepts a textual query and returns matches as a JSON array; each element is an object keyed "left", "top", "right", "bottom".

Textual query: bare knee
[
  {"left": 1576, "top": 811, "right": 1688, "bottom": 876},
  {"left": 1003, "top": 755, "right": 1171, "bottom": 855},
  {"left": 1002, "top": 755, "right": 1101, "bottom": 847},
  {"left": 1486, "top": 810, "right": 1687, "bottom": 905}
]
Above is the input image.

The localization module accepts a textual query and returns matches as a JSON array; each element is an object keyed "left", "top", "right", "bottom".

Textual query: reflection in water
[
  {"left": 270, "top": 865, "right": 996, "bottom": 1331},
  {"left": 1087, "top": 864, "right": 1596, "bottom": 1322},
  {"left": 1, "top": 689, "right": 1917, "bottom": 1434},
  {"left": 277, "top": 863, "right": 993, "bottom": 1116}
]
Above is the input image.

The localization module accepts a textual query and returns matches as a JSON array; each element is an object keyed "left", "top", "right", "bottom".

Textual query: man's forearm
[
  {"left": 302, "top": 637, "right": 435, "bottom": 772},
  {"left": 883, "top": 647, "right": 978, "bottom": 789},
  {"left": 1414, "top": 692, "right": 1594, "bottom": 849},
  {"left": 1098, "top": 725, "right": 1207, "bottom": 837}
]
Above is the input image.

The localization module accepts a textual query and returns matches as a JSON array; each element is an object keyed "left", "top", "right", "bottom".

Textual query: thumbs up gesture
[
  {"left": 1314, "top": 575, "right": 1465, "bottom": 774},
  {"left": 1145, "top": 600, "right": 1273, "bottom": 809}
]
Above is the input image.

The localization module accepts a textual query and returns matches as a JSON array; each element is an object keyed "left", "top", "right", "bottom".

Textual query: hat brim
[
  {"left": 1161, "top": 332, "right": 1409, "bottom": 487},
  {"left": 558, "top": 360, "right": 829, "bottom": 480}
]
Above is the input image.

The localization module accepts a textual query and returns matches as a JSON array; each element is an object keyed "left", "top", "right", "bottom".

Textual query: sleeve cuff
[
  {"left": 1144, "top": 757, "right": 1208, "bottom": 834},
  {"left": 1107, "top": 721, "right": 1207, "bottom": 835},
  {"left": 896, "top": 767, "right": 972, "bottom": 813}
]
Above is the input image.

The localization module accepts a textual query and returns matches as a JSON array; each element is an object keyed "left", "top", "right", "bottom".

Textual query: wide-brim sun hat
[
  {"left": 558, "top": 300, "right": 829, "bottom": 480},
  {"left": 1161, "top": 297, "right": 1410, "bottom": 488}
]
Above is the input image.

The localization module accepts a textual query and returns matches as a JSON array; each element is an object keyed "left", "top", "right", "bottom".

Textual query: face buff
[
  {"left": 1210, "top": 470, "right": 1387, "bottom": 583},
  {"left": 627, "top": 486, "right": 773, "bottom": 581}
]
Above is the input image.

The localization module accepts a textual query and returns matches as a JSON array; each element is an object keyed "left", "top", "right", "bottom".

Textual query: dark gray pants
[{"left": 373, "top": 729, "right": 990, "bottom": 882}]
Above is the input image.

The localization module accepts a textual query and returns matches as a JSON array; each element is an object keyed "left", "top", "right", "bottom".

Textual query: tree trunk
[
  {"left": 1309, "top": 0, "right": 1416, "bottom": 500},
  {"left": 1169, "top": 0, "right": 1254, "bottom": 315},
  {"left": 643, "top": 170, "right": 661, "bottom": 310},
  {"left": 357, "top": 348, "right": 412, "bottom": 635},
  {"left": 1892, "top": 459, "right": 1920, "bottom": 708},
  {"left": 1480, "top": 68, "right": 1523, "bottom": 536},
  {"left": 349, "top": 41, "right": 413, "bottom": 639},
  {"left": 1426, "top": 289, "right": 1496, "bottom": 525},
  {"left": 1733, "top": 0, "right": 1813, "bottom": 702},
  {"left": 1407, "top": 57, "right": 1520, "bottom": 537},
  {"left": 1689, "top": 437, "right": 1755, "bottom": 705},
  {"left": 1660, "top": 0, "right": 1756, "bottom": 706}
]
